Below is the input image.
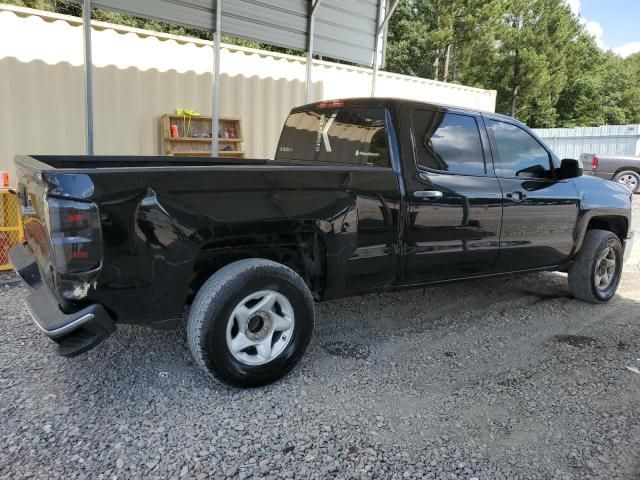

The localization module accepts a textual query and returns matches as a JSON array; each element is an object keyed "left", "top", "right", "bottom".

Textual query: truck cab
[{"left": 276, "top": 99, "right": 632, "bottom": 292}]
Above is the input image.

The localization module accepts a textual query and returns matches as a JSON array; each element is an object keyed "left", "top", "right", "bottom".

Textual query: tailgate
[
  {"left": 14, "top": 155, "right": 103, "bottom": 303},
  {"left": 15, "top": 157, "right": 55, "bottom": 286}
]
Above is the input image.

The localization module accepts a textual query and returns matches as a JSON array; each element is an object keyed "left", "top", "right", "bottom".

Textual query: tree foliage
[
  {"left": 386, "top": 0, "right": 640, "bottom": 127},
  {"left": 6, "top": 0, "right": 640, "bottom": 127}
]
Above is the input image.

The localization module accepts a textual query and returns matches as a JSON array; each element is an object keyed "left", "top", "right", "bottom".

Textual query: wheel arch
[
  {"left": 189, "top": 228, "right": 327, "bottom": 303},
  {"left": 586, "top": 216, "right": 628, "bottom": 239},
  {"left": 575, "top": 212, "right": 629, "bottom": 254},
  {"left": 613, "top": 166, "right": 640, "bottom": 176}
]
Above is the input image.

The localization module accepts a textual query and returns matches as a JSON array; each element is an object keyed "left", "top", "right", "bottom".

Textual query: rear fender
[{"left": 192, "top": 221, "right": 331, "bottom": 300}]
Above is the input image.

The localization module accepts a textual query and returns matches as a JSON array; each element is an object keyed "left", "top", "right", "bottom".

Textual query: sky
[{"left": 564, "top": 0, "right": 640, "bottom": 58}]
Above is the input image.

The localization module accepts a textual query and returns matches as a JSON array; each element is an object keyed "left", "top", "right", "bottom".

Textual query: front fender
[{"left": 572, "top": 176, "right": 633, "bottom": 254}]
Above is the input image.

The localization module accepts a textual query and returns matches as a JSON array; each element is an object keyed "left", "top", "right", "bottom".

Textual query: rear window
[{"left": 275, "top": 107, "right": 389, "bottom": 167}]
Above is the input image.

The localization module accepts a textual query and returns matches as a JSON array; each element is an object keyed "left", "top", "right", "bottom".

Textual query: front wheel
[
  {"left": 187, "top": 259, "right": 315, "bottom": 387},
  {"left": 568, "top": 229, "right": 623, "bottom": 303}
]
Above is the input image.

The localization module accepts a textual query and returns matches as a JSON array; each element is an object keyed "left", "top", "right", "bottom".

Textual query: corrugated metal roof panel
[{"left": 77, "top": 0, "right": 380, "bottom": 66}]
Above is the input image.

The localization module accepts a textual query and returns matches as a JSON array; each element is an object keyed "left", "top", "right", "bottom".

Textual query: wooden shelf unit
[{"left": 161, "top": 114, "right": 245, "bottom": 158}]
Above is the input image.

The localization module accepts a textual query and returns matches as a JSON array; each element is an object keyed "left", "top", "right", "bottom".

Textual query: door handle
[
  {"left": 413, "top": 190, "right": 443, "bottom": 199},
  {"left": 506, "top": 191, "right": 526, "bottom": 201}
]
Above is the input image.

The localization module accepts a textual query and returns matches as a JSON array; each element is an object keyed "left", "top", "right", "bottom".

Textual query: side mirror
[{"left": 557, "top": 158, "right": 583, "bottom": 179}]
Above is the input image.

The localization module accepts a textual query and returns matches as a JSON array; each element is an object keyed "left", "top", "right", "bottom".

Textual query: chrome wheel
[
  {"left": 225, "top": 290, "right": 295, "bottom": 366},
  {"left": 594, "top": 246, "right": 617, "bottom": 291},
  {"left": 617, "top": 174, "right": 638, "bottom": 191}
]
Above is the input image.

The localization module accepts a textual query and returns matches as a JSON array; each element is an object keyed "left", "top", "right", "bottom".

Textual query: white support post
[
  {"left": 212, "top": 0, "right": 222, "bottom": 157},
  {"left": 82, "top": 0, "right": 94, "bottom": 155},
  {"left": 371, "top": 0, "right": 400, "bottom": 97},
  {"left": 305, "top": 0, "right": 322, "bottom": 104}
]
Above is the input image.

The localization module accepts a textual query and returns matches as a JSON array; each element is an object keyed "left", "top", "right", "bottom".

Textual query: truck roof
[{"left": 291, "top": 96, "right": 521, "bottom": 125}]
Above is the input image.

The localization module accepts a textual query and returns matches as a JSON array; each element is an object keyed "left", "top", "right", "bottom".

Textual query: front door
[
  {"left": 404, "top": 108, "right": 503, "bottom": 284},
  {"left": 484, "top": 118, "right": 580, "bottom": 272}
]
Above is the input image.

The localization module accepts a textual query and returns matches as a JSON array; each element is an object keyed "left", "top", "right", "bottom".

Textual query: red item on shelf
[
  {"left": 1, "top": 171, "right": 9, "bottom": 187},
  {"left": 170, "top": 124, "right": 179, "bottom": 138},
  {"left": 228, "top": 127, "right": 236, "bottom": 139}
]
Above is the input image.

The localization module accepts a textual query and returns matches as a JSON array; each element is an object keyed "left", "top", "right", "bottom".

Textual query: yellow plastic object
[{"left": 0, "top": 188, "right": 24, "bottom": 271}]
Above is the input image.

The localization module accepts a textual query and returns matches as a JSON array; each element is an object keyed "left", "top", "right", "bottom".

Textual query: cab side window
[
  {"left": 487, "top": 120, "right": 552, "bottom": 179},
  {"left": 411, "top": 110, "right": 486, "bottom": 176}
]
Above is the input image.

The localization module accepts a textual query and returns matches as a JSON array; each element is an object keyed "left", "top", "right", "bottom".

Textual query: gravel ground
[{"left": 1, "top": 199, "right": 640, "bottom": 480}]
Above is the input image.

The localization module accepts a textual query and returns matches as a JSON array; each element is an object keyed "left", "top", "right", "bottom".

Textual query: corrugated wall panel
[
  {"left": 535, "top": 125, "right": 640, "bottom": 159},
  {"left": 0, "top": 5, "right": 496, "bottom": 182}
]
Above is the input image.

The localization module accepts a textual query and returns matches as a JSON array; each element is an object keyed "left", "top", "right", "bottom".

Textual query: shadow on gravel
[
  {"left": 519, "top": 289, "right": 574, "bottom": 302},
  {"left": 553, "top": 334, "right": 599, "bottom": 347},
  {"left": 322, "top": 341, "right": 370, "bottom": 360}
]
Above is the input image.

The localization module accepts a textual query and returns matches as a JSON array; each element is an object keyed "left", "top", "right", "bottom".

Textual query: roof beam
[
  {"left": 371, "top": 0, "right": 399, "bottom": 96},
  {"left": 82, "top": 0, "right": 94, "bottom": 155},
  {"left": 211, "top": 0, "right": 222, "bottom": 156},
  {"left": 305, "top": 0, "right": 322, "bottom": 103},
  {"left": 378, "top": 0, "right": 400, "bottom": 34}
]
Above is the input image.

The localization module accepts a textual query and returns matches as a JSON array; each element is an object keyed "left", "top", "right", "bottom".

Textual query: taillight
[
  {"left": 47, "top": 197, "right": 102, "bottom": 274},
  {"left": 592, "top": 155, "right": 599, "bottom": 170}
]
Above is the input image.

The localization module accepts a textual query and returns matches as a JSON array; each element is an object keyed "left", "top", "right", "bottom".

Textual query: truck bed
[{"left": 14, "top": 153, "right": 401, "bottom": 327}]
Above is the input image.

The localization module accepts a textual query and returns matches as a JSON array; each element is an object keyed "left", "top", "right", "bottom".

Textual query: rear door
[
  {"left": 485, "top": 118, "right": 580, "bottom": 272},
  {"left": 402, "top": 107, "right": 502, "bottom": 284}
]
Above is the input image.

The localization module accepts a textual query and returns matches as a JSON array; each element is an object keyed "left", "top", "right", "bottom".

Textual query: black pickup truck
[{"left": 10, "top": 98, "right": 634, "bottom": 387}]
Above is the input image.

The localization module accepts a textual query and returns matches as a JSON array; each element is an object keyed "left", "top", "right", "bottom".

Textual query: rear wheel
[
  {"left": 187, "top": 259, "right": 314, "bottom": 387},
  {"left": 613, "top": 170, "right": 640, "bottom": 193},
  {"left": 568, "top": 229, "right": 623, "bottom": 303}
]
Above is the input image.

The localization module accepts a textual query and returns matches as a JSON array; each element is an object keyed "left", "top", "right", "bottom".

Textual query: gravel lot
[{"left": 1, "top": 198, "right": 639, "bottom": 480}]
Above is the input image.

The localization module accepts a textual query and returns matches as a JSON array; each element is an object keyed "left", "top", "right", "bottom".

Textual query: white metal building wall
[
  {"left": 0, "top": 5, "right": 497, "bottom": 182},
  {"left": 534, "top": 124, "right": 640, "bottom": 159}
]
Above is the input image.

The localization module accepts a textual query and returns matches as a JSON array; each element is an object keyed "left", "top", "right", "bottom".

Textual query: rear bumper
[{"left": 9, "top": 243, "right": 116, "bottom": 357}]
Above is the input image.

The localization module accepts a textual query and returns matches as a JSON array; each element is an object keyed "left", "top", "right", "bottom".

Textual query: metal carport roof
[{"left": 74, "top": 0, "right": 400, "bottom": 155}]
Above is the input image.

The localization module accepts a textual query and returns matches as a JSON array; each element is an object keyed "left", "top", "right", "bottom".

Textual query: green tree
[
  {"left": 488, "top": 0, "right": 579, "bottom": 126},
  {"left": 385, "top": 0, "right": 436, "bottom": 79},
  {"left": 385, "top": 0, "right": 504, "bottom": 84},
  {"left": 621, "top": 53, "right": 640, "bottom": 123}
]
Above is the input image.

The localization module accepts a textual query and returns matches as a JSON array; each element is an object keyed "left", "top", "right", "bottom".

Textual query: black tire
[
  {"left": 187, "top": 258, "right": 314, "bottom": 388},
  {"left": 568, "top": 229, "right": 623, "bottom": 303},
  {"left": 613, "top": 170, "right": 640, "bottom": 193}
]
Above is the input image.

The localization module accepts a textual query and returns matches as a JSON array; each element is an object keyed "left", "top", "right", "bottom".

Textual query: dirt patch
[
  {"left": 553, "top": 334, "right": 598, "bottom": 347},
  {"left": 322, "top": 341, "right": 370, "bottom": 360}
]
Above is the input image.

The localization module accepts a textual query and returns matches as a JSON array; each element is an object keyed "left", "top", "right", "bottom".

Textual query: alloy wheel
[
  {"left": 225, "top": 290, "right": 295, "bottom": 365},
  {"left": 594, "top": 246, "right": 617, "bottom": 292}
]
